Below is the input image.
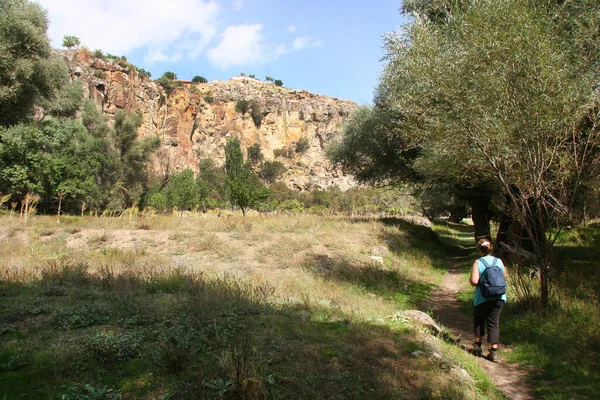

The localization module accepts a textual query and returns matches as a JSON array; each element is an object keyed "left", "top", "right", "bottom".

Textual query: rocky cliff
[{"left": 58, "top": 48, "right": 358, "bottom": 191}]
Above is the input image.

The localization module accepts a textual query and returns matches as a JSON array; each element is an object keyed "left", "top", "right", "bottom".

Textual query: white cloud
[
  {"left": 233, "top": 0, "right": 244, "bottom": 11},
  {"left": 207, "top": 24, "right": 269, "bottom": 69},
  {"left": 38, "top": 0, "right": 219, "bottom": 63},
  {"left": 287, "top": 24, "right": 296, "bottom": 33},
  {"left": 207, "top": 25, "right": 324, "bottom": 70},
  {"left": 292, "top": 36, "right": 324, "bottom": 50}
]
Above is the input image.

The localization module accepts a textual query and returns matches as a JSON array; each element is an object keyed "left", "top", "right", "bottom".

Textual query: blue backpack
[{"left": 479, "top": 257, "right": 506, "bottom": 297}]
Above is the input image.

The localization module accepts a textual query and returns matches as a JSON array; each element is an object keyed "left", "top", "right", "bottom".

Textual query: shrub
[
  {"left": 247, "top": 143, "right": 263, "bottom": 164},
  {"left": 93, "top": 70, "right": 104, "bottom": 79},
  {"left": 162, "top": 71, "right": 177, "bottom": 80},
  {"left": 86, "top": 330, "right": 144, "bottom": 363},
  {"left": 259, "top": 160, "right": 286, "bottom": 184},
  {"left": 156, "top": 72, "right": 181, "bottom": 96},
  {"left": 299, "top": 110, "right": 305, "bottom": 120},
  {"left": 249, "top": 101, "right": 262, "bottom": 128},
  {"left": 235, "top": 99, "right": 251, "bottom": 114},
  {"left": 278, "top": 199, "right": 304, "bottom": 214},
  {"left": 192, "top": 75, "right": 208, "bottom": 84},
  {"left": 61, "top": 384, "right": 123, "bottom": 400},
  {"left": 92, "top": 49, "right": 104, "bottom": 59},
  {"left": 295, "top": 137, "right": 310, "bottom": 153},
  {"left": 54, "top": 304, "right": 109, "bottom": 330},
  {"left": 274, "top": 79, "right": 283, "bottom": 87},
  {"left": 204, "top": 95, "right": 214, "bottom": 103}
]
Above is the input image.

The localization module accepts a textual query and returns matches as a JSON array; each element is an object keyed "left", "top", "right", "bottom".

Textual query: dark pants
[{"left": 473, "top": 300, "right": 504, "bottom": 344}]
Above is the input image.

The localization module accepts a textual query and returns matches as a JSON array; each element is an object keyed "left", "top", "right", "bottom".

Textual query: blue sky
[{"left": 38, "top": 0, "right": 406, "bottom": 104}]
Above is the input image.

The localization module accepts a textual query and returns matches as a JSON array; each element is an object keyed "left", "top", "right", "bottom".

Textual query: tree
[
  {"left": 331, "top": 0, "right": 600, "bottom": 307},
  {"left": 274, "top": 80, "right": 283, "bottom": 87},
  {"left": 259, "top": 160, "right": 286, "bottom": 184},
  {"left": 192, "top": 75, "right": 208, "bottom": 84},
  {"left": 0, "top": 0, "right": 65, "bottom": 127},
  {"left": 224, "top": 137, "right": 269, "bottom": 215},
  {"left": 196, "top": 158, "right": 224, "bottom": 212},
  {"left": 165, "top": 169, "right": 198, "bottom": 213},
  {"left": 61, "top": 35, "right": 80, "bottom": 49}
]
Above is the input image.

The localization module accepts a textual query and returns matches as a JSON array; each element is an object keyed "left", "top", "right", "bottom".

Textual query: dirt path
[{"left": 424, "top": 258, "right": 536, "bottom": 400}]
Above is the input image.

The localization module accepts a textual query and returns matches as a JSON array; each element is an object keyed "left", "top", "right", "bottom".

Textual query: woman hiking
[{"left": 470, "top": 238, "right": 508, "bottom": 362}]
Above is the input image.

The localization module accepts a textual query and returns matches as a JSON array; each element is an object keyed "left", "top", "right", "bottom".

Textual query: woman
[{"left": 470, "top": 238, "right": 508, "bottom": 362}]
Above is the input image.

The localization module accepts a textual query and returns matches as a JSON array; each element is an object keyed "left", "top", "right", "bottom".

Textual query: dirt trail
[{"left": 424, "top": 258, "right": 536, "bottom": 400}]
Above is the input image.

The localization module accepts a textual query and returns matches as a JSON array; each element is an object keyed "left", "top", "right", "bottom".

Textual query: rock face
[{"left": 58, "top": 48, "right": 358, "bottom": 191}]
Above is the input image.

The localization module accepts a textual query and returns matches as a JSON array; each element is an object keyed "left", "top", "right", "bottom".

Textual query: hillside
[{"left": 57, "top": 49, "right": 358, "bottom": 191}]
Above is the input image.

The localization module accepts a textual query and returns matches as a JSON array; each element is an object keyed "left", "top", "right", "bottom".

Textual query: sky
[{"left": 38, "top": 0, "right": 407, "bottom": 104}]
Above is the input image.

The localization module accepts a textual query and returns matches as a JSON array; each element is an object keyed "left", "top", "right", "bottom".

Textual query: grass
[{"left": 0, "top": 214, "right": 502, "bottom": 399}]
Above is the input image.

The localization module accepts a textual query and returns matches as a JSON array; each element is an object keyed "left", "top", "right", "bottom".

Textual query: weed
[
  {"left": 41, "top": 258, "right": 91, "bottom": 287},
  {"left": 54, "top": 304, "right": 109, "bottom": 330},
  {"left": 151, "top": 320, "right": 206, "bottom": 372},
  {"left": 60, "top": 383, "right": 123, "bottom": 400},
  {"left": 86, "top": 329, "right": 144, "bottom": 363}
]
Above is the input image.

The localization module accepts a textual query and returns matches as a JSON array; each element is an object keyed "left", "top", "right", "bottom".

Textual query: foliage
[
  {"left": 224, "top": 137, "right": 269, "bottom": 215},
  {"left": 330, "top": 0, "right": 600, "bottom": 307},
  {"left": 247, "top": 143, "right": 263, "bottom": 165},
  {"left": 196, "top": 158, "right": 225, "bottom": 212},
  {"left": 61, "top": 35, "right": 80, "bottom": 49},
  {"left": 294, "top": 137, "right": 310, "bottom": 154},
  {"left": 259, "top": 160, "right": 286, "bottom": 184},
  {"left": 235, "top": 99, "right": 251, "bottom": 114},
  {"left": 235, "top": 99, "right": 262, "bottom": 127},
  {"left": 155, "top": 72, "right": 181, "bottom": 96},
  {"left": 164, "top": 169, "right": 198, "bottom": 212},
  {"left": 192, "top": 75, "right": 208, "bottom": 84},
  {"left": 274, "top": 79, "right": 283, "bottom": 87},
  {"left": 0, "top": 0, "right": 61, "bottom": 126}
]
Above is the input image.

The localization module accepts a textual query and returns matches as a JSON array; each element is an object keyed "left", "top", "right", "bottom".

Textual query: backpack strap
[{"left": 479, "top": 257, "right": 498, "bottom": 269}]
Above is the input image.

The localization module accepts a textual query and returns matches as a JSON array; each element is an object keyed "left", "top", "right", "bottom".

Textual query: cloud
[
  {"left": 287, "top": 24, "right": 296, "bottom": 33},
  {"left": 233, "top": 0, "right": 244, "bottom": 11},
  {"left": 207, "top": 24, "right": 273, "bottom": 69},
  {"left": 207, "top": 25, "right": 324, "bottom": 70},
  {"left": 292, "top": 36, "right": 324, "bottom": 50},
  {"left": 38, "top": 0, "right": 219, "bottom": 63}
]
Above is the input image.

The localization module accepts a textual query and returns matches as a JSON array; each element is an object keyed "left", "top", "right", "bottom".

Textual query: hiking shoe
[
  {"left": 486, "top": 350, "right": 498, "bottom": 363},
  {"left": 472, "top": 343, "right": 483, "bottom": 358}
]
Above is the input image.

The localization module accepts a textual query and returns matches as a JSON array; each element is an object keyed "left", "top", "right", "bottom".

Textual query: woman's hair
[{"left": 477, "top": 238, "right": 493, "bottom": 255}]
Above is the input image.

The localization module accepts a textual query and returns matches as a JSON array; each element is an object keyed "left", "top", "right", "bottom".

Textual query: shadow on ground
[{"left": 0, "top": 261, "right": 485, "bottom": 400}]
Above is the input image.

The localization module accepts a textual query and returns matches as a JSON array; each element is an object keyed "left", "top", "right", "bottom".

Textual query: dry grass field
[{"left": 0, "top": 214, "right": 502, "bottom": 399}]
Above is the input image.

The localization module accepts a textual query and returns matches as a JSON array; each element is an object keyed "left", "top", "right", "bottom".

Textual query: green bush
[
  {"left": 248, "top": 143, "right": 263, "bottom": 164},
  {"left": 236, "top": 100, "right": 262, "bottom": 127},
  {"left": 86, "top": 330, "right": 143, "bottom": 363},
  {"left": 92, "top": 49, "right": 104, "bottom": 59},
  {"left": 204, "top": 95, "right": 214, "bottom": 103},
  {"left": 54, "top": 304, "right": 109, "bottom": 330},
  {"left": 235, "top": 99, "right": 251, "bottom": 114},
  {"left": 278, "top": 199, "right": 304, "bottom": 214},
  {"left": 192, "top": 75, "right": 208, "bottom": 84},
  {"left": 61, "top": 384, "right": 123, "bottom": 400},
  {"left": 93, "top": 70, "right": 104, "bottom": 79},
  {"left": 274, "top": 79, "right": 283, "bottom": 87},
  {"left": 295, "top": 137, "right": 310, "bottom": 153},
  {"left": 249, "top": 101, "right": 262, "bottom": 128},
  {"left": 259, "top": 160, "right": 286, "bottom": 184}
]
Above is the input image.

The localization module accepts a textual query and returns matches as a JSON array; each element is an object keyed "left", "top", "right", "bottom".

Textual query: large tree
[
  {"left": 224, "top": 137, "right": 268, "bottom": 216},
  {"left": 331, "top": 0, "right": 600, "bottom": 307}
]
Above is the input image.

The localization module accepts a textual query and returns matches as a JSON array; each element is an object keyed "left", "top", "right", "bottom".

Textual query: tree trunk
[{"left": 468, "top": 196, "right": 491, "bottom": 243}]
